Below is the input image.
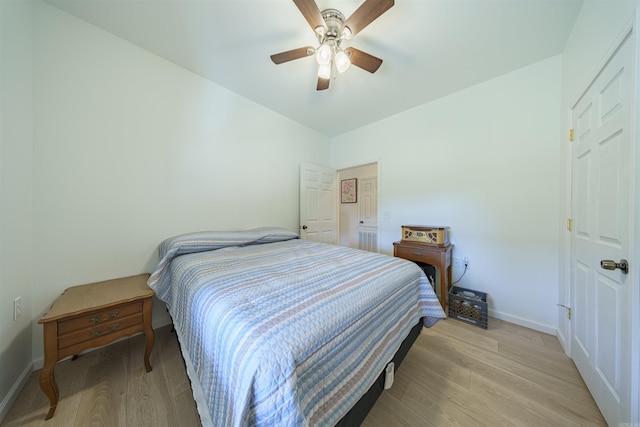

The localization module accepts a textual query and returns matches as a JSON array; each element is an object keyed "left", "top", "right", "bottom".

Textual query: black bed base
[{"left": 335, "top": 318, "right": 423, "bottom": 426}]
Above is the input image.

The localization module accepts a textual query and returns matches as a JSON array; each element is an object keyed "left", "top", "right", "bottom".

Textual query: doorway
[{"left": 337, "top": 163, "right": 378, "bottom": 252}]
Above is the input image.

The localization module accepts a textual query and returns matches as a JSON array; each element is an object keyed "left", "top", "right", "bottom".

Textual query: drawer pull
[
  {"left": 410, "top": 251, "right": 423, "bottom": 256},
  {"left": 89, "top": 311, "right": 119, "bottom": 323},
  {"left": 88, "top": 324, "right": 120, "bottom": 337}
]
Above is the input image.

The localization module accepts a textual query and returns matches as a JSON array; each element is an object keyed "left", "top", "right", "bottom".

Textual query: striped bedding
[{"left": 148, "top": 228, "right": 445, "bottom": 426}]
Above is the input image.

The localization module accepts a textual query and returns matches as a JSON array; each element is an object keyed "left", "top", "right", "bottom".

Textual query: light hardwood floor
[
  {"left": 2, "top": 318, "right": 606, "bottom": 426},
  {"left": 362, "top": 318, "right": 606, "bottom": 427}
]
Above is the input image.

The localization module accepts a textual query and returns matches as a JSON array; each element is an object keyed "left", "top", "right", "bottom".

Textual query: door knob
[
  {"left": 600, "top": 259, "right": 629, "bottom": 274},
  {"left": 302, "top": 225, "right": 308, "bottom": 230}
]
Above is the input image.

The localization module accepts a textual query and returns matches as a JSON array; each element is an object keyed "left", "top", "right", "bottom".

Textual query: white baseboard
[
  {"left": 489, "top": 308, "right": 557, "bottom": 336},
  {"left": 0, "top": 361, "right": 33, "bottom": 424},
  {"left": 556, "top": 326, "right": 569, "bottom": 354}
]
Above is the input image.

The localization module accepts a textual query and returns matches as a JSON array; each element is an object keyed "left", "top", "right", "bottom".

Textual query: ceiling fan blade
[
  {"left": 317, "top": 77, "right": 330, "bottom": 91},
  {"left": 271, "top": 46, "right": 314, "bottom": 64},
  {"left": 343, "top": 0, "right": 394, "bottom": 37},
  {"left": 345, "top": 47, "right": 383, "bottom": 73},
  {"left": 292, "top": 0, "right": 327, "bottom": 34}
]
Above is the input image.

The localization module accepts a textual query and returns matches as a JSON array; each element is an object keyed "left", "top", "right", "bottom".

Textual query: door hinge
[
  {"left": 567, "top": 218, "right": 573, "bottom": 231},
  {"left": 557, "top": 304, "right": 572, "bottom": 320},
  {"left": 569, "top": 128, "right": 574, "bottom": 141}
]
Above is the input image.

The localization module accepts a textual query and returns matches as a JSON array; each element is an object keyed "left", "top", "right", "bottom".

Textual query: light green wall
[
  {"left": 332, "top": 55, "right": 563, "bottom": 332},
  {"left": 0, "top": 1, "right": 33, "bottom": 418},
  {"left": 0, "top": 0, "right": 34, "bottom": 418},
  {"left": 29, "top": 0, "right": 330, "bottom": 363}
]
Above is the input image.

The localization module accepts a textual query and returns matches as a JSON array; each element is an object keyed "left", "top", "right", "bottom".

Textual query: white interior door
[
  {"left": 358, "top": 177, "right": 378, "bottom": 228},
  {"left": 300, "top": 162, "right": 337, "bottom": 244},
  {"left": 357, "top": 177, "right": 379, "bottom": 252},
  {"left": 570, "top": 28, "right": 635, "bottom": 426}
]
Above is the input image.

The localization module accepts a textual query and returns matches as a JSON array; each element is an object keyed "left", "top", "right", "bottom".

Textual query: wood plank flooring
[
  {"left": 2, "top": 318, "right": 606, "bottom": 426},
  {"left": 2, "top": 325, "right": 200, "bottom": 427},
  {"left": 362, "top": 318, "right": 606, "bottom": 427}
]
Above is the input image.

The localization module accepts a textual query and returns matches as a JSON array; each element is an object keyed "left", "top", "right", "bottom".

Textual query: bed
[{"left": 148, "top": 227, "right": 445, "bottom": 426}]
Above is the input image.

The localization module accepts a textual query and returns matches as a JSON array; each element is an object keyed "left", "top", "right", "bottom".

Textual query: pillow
[
  {"left": 245, "top": 227, "right": 301, "bottom": 244},
  {"left": 157, "top": 227, "right": 299, "bottom": 258},
  {"left": 148, "top": 227, "right": 299, "bottom": 293}
]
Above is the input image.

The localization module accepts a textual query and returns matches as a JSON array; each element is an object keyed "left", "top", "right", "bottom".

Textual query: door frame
[
  {"left": 336, "top": 160, "right": 380, "bottom": 249},
  {"left": 563, "top": 13, "right": 640, "bottom": 424}
]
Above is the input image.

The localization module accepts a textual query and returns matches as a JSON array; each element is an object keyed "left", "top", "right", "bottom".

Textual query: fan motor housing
[{"left": 318, "top": 8, "right": 346, "bottom": 44}]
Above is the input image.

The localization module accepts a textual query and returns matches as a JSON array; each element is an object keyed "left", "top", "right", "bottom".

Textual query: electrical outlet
[
  {"left": 13, "top": 297, "right": 21, "bottom": 321},
  {"left": 463, "top": 256, "right": 471, "bottom": 269}
]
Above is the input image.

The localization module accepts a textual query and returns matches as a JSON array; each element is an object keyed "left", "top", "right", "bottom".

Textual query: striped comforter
[{"left": 148, "top": 229, "right": 445, "bottom": 426}]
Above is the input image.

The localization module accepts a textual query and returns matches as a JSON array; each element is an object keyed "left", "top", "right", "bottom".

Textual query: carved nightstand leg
[
  {"left": 40, "top": 356, "right": 59, "bottom": 420},
  {"left": 40, "top": 323, "right": 59, "bottom": 420},
  {"left": 143, "top": 298, "right": 154, "bottom": 372},
  {"left": 144, "top": 329, "right": 154, "bottom": 372}
]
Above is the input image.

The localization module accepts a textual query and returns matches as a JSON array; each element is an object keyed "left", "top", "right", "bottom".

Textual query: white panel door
[
  {"left": 570, "top": 29, "right": 635, "bottom": 426},
  {"left": 358, "top": 177, "right": 378, "bottom": 227},
  {"left": 357, "top": 177, "right": 378, "bottom": 252},
  {"left": 300, "top": 162, "right": 337, "bottom": 244}
]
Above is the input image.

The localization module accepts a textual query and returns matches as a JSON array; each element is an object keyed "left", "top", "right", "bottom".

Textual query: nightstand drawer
[
  {"left": 58, "top": 301, "right": 142, "bottom": 335},
  {"left": 395, "top": 244, "right": 451, "bottom": 266},
  {"left": 58, "top": 312, "right": 143, "bottom": 350},
  {"left": 395, "top": 245, "right": 430, "bottom": 262}
]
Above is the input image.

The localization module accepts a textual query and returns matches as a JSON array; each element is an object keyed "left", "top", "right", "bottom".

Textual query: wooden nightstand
[
  {"left": 38, "top": 274, "right": 155, "bottom": 420},
  {"left": 393, "top": 241, "right": 453, "bottom": 310}
]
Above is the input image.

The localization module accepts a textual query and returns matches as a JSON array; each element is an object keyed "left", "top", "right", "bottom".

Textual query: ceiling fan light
[
  {"left": 318, "top": 63, "right": 332, "bottom": 79},
  {"left": 316, "top": 43, "right": 333, "bottom": 65},
  {"left": 342, "top": 26, "right": 352, "bottom": 39},
  {"left": 335, "top": 50, "right": 350, "bottom": 73}
]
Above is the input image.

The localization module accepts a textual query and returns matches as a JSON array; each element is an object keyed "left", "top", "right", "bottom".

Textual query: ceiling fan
[{"left": 270, "top": 0, "right": 394, "bottom": 91}]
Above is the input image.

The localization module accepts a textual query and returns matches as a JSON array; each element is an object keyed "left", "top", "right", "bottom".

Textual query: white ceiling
[{"left": 45, "top": 0, "right": 583, "bottom": 137}]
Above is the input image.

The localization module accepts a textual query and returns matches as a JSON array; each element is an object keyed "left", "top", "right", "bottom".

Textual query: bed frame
[{"left": 336, "top": 318, "right": 423, "bottom": 426}]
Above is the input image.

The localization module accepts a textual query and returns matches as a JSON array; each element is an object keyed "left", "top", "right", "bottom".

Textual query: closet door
[{"left": 570, "top": 28, "right": 635, "bottom": 426}]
